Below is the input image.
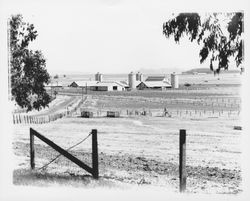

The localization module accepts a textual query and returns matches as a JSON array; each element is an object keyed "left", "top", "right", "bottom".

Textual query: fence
[
  {"left": 29, "top": 127, "right": 187, "bottom": 192},
  {"left": 76, "top": 108, "right": 240, "bottom": 119},
  {"left": 12, "top": 97, "right": 86, "bottom": 125},
  {"left": 30, "top": 128, "right": 99, "bottom": 179}
]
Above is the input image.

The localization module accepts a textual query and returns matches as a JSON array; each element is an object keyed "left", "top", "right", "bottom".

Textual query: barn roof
[
  {"left": 95, "top": 81, "right": 125, "bottom": 87},
  {"left": 141, "top": 81, "right": 171, "bottom": 88},
  {"left": 145, "top": 76, "right": 166, "bottom": 82},
  {"left": 119, "top": 81, "right": 129, "bottom": 87},
  {"left": 73, "top": 81, "right": 99, "bottom": 87}
]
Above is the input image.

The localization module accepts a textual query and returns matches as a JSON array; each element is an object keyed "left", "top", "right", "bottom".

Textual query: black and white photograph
[{"left": 0, "top": 0, "right": 249, "bottom": 200}]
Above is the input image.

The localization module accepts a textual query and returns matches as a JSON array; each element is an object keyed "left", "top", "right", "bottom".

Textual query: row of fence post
[
  {"left": 13, "top": 97, "right": 86, "bottom": 125},
  {"left": 79, "top": 109, "right": 240, "bottom": 119},
  {"left": 13, "top": 113, "right": 65, "bottom": 125}
]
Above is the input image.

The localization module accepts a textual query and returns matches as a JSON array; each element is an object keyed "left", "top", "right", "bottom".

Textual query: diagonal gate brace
[{"left": 30, "top": 128, "right": 99, "bottom": 179}]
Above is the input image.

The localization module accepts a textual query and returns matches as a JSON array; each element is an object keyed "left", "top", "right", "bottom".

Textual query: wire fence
[{"left": 76, "top": 108, "right": 241, "bottom": 119}]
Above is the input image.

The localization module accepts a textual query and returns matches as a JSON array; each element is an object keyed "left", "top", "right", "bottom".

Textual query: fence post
[
  {"left": 179, "top": 129, "right": 186, "bottom": 193},
  {"left": 30, "top": 128, "right": 35, "bottom": 169},
  {"left": 92, "top": 129, "right": 99, "bottom": 179}
]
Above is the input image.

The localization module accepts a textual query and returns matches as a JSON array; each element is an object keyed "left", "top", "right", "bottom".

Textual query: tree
[
  {"left": 163, "top": 12, "right": 243, "bottom": 73},
  {"left": 10, "top": 14, "right": 51, "bottom": 111}
]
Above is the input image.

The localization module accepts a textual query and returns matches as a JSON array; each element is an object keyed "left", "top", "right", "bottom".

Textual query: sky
[{"left": 0, "top": 0, "right": 248, "bottom": 74}]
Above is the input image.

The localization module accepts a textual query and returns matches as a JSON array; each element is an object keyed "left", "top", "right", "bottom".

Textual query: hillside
[{"left": 182, "top": 68, "right": 240, "bottom": 74}]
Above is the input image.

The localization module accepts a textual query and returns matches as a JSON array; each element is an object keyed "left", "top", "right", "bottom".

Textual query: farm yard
[{"left": 12, "top": 73, "right": 242, "bottom": 194}]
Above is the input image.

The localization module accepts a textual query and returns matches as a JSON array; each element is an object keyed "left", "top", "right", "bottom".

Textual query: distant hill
[
  {"left": 137, "top": 67, "right": 183, "bottom": 74},
  {"left": 182, "top": 68, "right": 240, "bottom": 74}
]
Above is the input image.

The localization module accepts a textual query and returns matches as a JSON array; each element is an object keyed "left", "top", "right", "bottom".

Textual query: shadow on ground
[{"left": 13, "top": 169, "right": 124, "bottom": 188}]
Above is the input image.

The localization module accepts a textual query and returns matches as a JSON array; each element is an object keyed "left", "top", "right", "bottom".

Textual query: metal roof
[
  {"left": 73, "top": 81, "right": 99, "bottom": 87},
  {"left": 95, "top": 81, "right": 125, "bottom": 87},
  {"left": 141, "top": 81, "right": 171, "bottom": 88},
  {"left": 145, "top": 76, "right": 166, "bottom": 82}
]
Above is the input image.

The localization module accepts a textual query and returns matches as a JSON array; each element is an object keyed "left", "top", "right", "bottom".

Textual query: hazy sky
[{"left": 1, "top": 0, "right": 248, "bottom": 74}]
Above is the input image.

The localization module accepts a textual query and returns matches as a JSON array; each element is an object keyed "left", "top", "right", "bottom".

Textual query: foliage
[
  {"left": 163, "top": 12, "right": 244, "bottom": 73},
  {"left": 10, "top": 14, "right": 51, "bottom": 111},
  {"left": 54, "top": 74, "right": 59, "bottom": 79}
]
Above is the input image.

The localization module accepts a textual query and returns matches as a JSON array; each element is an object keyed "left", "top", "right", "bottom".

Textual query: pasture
[{"left": 12, "top": 73, "right": 242, "bottom": 193}]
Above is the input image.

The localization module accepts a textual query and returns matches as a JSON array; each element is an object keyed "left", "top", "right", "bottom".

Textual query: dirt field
[{"left": 12, "top": 73, "right": 242, "bottom": 194}]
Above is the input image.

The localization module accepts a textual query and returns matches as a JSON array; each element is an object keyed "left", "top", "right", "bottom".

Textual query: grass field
[{"left": 12, "top": 73, "right": 242, "bottom": 194}]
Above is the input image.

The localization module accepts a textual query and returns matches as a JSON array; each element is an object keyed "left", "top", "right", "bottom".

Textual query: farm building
[
  {"left": 69, "top": 81, "right": 127, "bottom": 91},
  {"left": 137, "top": 81, "right": 171, "bottom": 90},
  {"left": 45, "top": 81, "right": 65, "bottom": 89},
  {"left": 137, "top": 75, "right": 171, "bottom": 90},
  {"left": 145, "top": 76, "right": 170, "bottom": 82},
  {"left": 69, "top": 81, "right": 98, "bottom": 88},
  {"left": 91, "top": 81, "right": 126, "bottom": 91}
]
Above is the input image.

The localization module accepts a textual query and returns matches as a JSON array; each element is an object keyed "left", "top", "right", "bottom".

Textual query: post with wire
[{"left": 92, "top": 129, "right": 99, "bottom": 179}]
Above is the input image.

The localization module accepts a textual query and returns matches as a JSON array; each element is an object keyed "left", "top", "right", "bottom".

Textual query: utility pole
[{"left": 82, "top": 87, "right": 83, "bottom": 100}]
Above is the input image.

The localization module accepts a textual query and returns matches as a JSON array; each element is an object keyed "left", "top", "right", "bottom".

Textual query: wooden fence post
[
  {"left": 30, "top": 128, "right": 35, "bottom": 169},
  {"left": 92, "top": 129, "right": 99, "bottom": 179},
  {"left": 179, "top": 129, "right": 186, "bottom": 192}
]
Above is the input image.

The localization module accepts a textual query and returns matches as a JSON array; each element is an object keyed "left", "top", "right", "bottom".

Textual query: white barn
[{"left": 91, "top": 81, "right": 125, "bottom": 91}]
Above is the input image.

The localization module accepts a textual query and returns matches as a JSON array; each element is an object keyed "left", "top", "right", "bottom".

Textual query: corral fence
[
  {"left": 29, "top": 128, "right": 99, "bottom": 179},
  {"left": 13, "top": 97, "right": 86, "bottom": 125},
  {"left": 29, "top": 127, "right": 187, "bottom": 192}
]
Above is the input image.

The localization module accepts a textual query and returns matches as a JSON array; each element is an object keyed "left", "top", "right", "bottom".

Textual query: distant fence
[
  {"left": 76, "top": 108, "right": 241, "bottom": 119},
  {"left": 13, "top": 97, "right": 86, "bottom": 125}
]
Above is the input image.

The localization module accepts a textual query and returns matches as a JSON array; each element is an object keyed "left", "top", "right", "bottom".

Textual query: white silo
[
  {"left": 128, "top": 72, "right": 136, "bottom": 89},
  {"left": 136, "top": 72, "right": 143, "bottom": 82},
  {"left": 95, "top": 72, "right": 100, "bottom": 81},
  {"left": 171, "top": 72, "right": 179, "bottom": 89},
  {"left": 99, "top": 73, "right": 103, "bottom": 82}
]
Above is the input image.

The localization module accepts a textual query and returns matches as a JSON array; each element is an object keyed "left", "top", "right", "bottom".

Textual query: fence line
[
  {"left": 77, "top": 108, "right": 241, "bottom": 119},
  {"left": 12, "top": 97, "right": 86, "bottom": 125}
]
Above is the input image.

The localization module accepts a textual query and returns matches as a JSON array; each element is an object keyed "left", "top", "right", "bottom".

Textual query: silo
[
  {"left": 171, "top": 72, "right": 179, "bottom": 89},
  {"left": 95, "top": 72, "right": 100, "bottom": 81},
  {"left": 128, "top": 72, "right": 136, "bottom": 89},
  {"left": 99, "top": 73, "right": 103, "bottom": 82},
  {"left": 136, "top": 72, "right": 143, "bottom": 82}
]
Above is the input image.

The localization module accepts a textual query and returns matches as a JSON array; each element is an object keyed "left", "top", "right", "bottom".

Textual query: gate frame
[{"left": 30, "top": 128, "right": 99, "bottom": 179}]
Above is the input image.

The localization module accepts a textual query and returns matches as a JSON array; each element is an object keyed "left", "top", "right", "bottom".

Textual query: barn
[
  {"left": 137, "top": 81, "right": 171, "bottom": 90},
  {"left": 69, "top": 81, "right": 98, "bottom": 88},
  {"left": 145, "top": 76, "right": 170, "bottom": 82},
  {"left": 136, "top": 75, "right": 171, "bottom": 90},
  {"left": 91, "top": 81, "right": 125, "bottom": 91}
]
